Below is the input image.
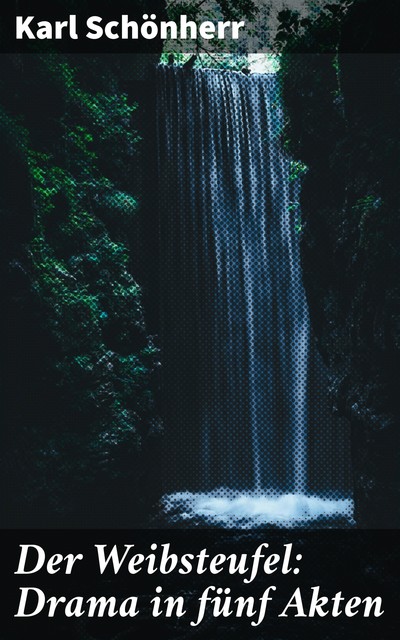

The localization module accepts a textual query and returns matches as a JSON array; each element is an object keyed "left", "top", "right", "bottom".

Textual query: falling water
[{"left": 156, "top": 65, "right": 353, "bottom": 526}]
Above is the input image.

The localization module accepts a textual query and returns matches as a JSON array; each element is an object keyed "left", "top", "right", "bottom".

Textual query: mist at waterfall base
[{"left": 156, "top": 66, "right": 353, "bottom": 528}]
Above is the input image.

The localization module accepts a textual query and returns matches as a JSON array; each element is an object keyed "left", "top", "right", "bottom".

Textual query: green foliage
[
  {"left": 164, "top": 0, "right": 259, "bottom": 54},
  {"left": 275, "top": 2, "right": 353, "bottom": 52},
  {"left": 289, "top": 160, "right": 308, "bottom": 182},
  {"left": 288, "top": 200, "right": 303, "bottom": 233},
  {"left": 353, "top": 194, "right": 383, "bottom": 247},
  {"left": 166, "top": 0, "right": 258, "bottom": 23},
  {"left": 352, "top": 194, "right": 382, "bottom": 214},
  {"left": 0, "top": 55, "right": 159, "bottom": 456}
]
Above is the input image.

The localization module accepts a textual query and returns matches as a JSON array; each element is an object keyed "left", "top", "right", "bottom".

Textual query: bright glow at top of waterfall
[
  {"left": 159, "top": 53, "right": 280, "bottom": 74},
  {"left": 248, "top": 54, "right": 280, "bottom": 74}
]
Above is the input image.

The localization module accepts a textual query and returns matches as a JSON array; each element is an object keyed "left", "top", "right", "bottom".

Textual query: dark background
[{"left": 3, "top": 529, "right": 399, "bottom": 639}]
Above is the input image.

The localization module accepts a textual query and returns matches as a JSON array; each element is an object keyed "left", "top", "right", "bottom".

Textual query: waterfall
[{"left": 156, "top": 66, "right": 353, "bottom": 527}]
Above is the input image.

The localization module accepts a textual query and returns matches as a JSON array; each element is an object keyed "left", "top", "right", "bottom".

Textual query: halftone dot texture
[{"left": 157, "top": 65, "right": 353, "bottom": 528}]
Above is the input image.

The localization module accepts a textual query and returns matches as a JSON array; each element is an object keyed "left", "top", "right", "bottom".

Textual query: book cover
[{"left": 2, "top": 1, "right": 399, "bottom": 638}]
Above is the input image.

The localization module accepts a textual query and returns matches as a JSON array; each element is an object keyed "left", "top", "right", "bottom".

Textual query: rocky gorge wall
[{"left": 281, "top": 43, "right": 400, "bottom": 527}]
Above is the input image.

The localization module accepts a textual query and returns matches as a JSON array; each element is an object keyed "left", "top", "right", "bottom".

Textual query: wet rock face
[{"left": 281, "top": 52, "right": 400, "bottom": 527}]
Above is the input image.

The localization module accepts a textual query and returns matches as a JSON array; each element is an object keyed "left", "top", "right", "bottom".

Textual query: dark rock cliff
[{"left": 281, "top": 11, "right": 400, "bottom": 526}]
